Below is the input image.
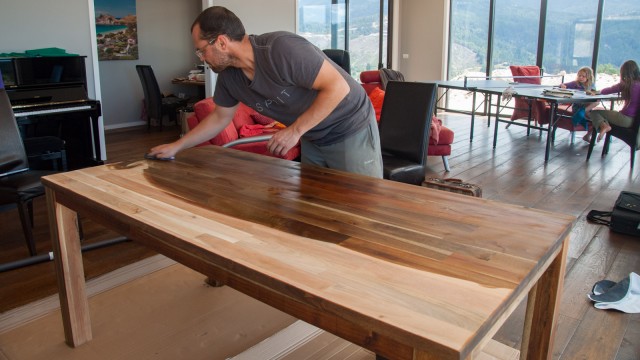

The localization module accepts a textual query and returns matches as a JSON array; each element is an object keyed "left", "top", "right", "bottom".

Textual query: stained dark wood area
[{"left": 1, "top": 115, "right": 639, "bottom": 359}]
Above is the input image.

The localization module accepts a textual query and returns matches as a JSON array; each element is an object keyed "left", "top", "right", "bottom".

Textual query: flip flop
[
  {"left": 590, "top": 273, "right": 640, "bottom": 314},
  {"left": 591, "top": 279, "right": 617, "bottom": 296},
  {"left": 588, "top": 276, "right": 630, "bottom": 303}
]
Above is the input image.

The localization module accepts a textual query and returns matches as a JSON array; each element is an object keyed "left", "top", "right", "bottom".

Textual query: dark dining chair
[
  {"left": 378, "top": 81, "right": 437, "bottom": 185},
  {"left": 136, "top": 65, "right": 187, "bottom": 131},
  {"left": 587, "top": 105, "right": 640, "bottom": 169},
  {"left": 0, "top": 73, "right": 65, "bottom": 256},
  {"left": 322, "top": 49, "right": 351, "bottom": 75}
]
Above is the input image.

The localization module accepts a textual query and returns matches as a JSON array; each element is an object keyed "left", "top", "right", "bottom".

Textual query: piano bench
[{"left": 23, "top": 136, "right": 68, "bottom": 171}]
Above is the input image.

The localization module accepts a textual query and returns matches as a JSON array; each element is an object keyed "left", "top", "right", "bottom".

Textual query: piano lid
[
  {"left": 0, "top": 56, "right": 89, "bottom": 107},
  {"left": 0, "top": 56, "right": 88, "bottom": 89}
]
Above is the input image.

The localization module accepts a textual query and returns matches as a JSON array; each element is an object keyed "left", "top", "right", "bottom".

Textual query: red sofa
[
  {"left": 360, "top": 70, "right": 454, "bottom": 172},
  {"left": 186, "top": 98, "right": 300, "bottom": 160}
]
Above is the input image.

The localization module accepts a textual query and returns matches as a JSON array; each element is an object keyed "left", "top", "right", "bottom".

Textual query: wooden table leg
[
  {"left": 46, "top": 188, "right": 92, "bottom": 347},
  {"left": 521, "top": 235, "right": 569, "bottom": 359}
]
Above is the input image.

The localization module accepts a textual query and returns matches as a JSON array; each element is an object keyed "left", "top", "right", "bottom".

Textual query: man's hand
[
  {"left": 267, "top": 126, "right": 301, "bottom": 157},
  {"left": 145, "top": 102, "right": 237, "bottom": 160},
  {"left": 148, "top": 142, "right": 182, "bottom": 160}
]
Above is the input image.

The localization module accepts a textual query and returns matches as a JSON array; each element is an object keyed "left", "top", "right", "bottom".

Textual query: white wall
[
  {"left": 102, "top": 0, "right": 201, "bottom": 129},
  {"left": 0, "top": 0, "right": 97, "bottom": 98},
  {"left": 396, "top": 0, "right": 448, "bottom": 82},
  {"left": 208, "top": 0, "right": 295, "bottom": 34}
]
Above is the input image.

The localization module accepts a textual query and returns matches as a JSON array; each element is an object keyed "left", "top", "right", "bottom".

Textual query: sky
[{"left": 95, "top": 0, "right": 136, "bottom": 18}]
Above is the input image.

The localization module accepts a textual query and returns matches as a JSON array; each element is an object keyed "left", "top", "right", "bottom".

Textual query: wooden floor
[{"left": 1, "top": 115, "right": 639, "bottom": 359}]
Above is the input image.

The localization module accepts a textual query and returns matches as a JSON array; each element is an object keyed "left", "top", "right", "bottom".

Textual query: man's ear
[{"left": 216, "top": 34, "right": 229, "bottom": 49}]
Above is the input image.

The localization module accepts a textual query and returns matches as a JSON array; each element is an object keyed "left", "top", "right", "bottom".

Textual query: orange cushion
[{"left": 368, "top": 87, "right": 385, "bottom": 121}]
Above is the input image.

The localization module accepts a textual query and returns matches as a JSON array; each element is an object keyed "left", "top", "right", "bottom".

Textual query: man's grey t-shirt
[{"left": 213, "top": 32, "right": 374, "bottom": 146}]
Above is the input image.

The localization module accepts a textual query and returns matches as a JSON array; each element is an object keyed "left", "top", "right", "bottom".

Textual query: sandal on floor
[{"left": 592, "top": 279, "right": 617, "bottom": 296}]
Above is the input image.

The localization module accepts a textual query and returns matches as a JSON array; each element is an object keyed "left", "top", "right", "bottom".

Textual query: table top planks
[{"left": 42, "top": 146, "right": 575, "bottom": 359}]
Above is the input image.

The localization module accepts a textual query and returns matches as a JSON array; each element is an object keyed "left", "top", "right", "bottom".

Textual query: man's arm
[
  {"left": 148, "top": 103, "right": 238, "bottom": 159},
  {"left": 267, "top": 60, "right": 350, "bottom": 157}
]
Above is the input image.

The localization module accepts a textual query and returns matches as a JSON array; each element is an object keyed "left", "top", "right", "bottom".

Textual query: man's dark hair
[{"left": 192, "top": 6, "right": 245, "bottom": 42}]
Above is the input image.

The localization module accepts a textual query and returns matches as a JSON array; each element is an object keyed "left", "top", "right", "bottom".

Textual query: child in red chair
[{"left": 559, "top": 66, "right": 599, "bottom": 141}]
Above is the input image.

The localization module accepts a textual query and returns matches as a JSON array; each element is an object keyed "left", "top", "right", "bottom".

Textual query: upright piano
[{"left": 0, "top": 56, "right": 103, "bottom": 170}]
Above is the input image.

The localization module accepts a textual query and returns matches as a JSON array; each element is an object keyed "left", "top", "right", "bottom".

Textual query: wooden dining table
[{"left": 43, "top": 146, "right": 574, "bottom": 360}]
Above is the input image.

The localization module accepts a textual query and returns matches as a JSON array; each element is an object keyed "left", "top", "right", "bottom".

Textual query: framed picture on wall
[{"left": 95, "top": 0, "right": 138, "bottom": 60}]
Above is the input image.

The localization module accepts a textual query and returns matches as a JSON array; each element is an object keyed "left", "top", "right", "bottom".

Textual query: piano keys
[
  {"left": 12, "top": 102, "right": 94, "bottom": 117},
  {"left": 0, "top": 56, "right": 104, "bottom": 170}
]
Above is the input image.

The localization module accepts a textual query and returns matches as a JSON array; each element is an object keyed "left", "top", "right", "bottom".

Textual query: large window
[
  {"left": 542, "top": 1, "right": 599, "bottom": 80},
  {"left": 297, "top": 0, "right": 390, "bottom": 78},
  {"left": 599, "top": 1, "right": 640, "bottom": 88},
  {"left": 448, "top": 0, "right": 640, "bottom": 110},
  {"left": 492, "top": 0, "right": 540, "bottom": 77},
  {"left": 448, "top": 0, "right": 489, "bottom": 80},
  {"left": 447, "top": 0, "right": 490, "bottom": 112}
]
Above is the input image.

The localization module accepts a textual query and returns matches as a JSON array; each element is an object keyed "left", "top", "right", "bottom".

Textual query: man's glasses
[{"left": 195, "top": 38, "right": 216, "bottom": 59}]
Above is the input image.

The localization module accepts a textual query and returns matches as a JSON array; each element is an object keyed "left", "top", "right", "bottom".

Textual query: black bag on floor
[{"left": 587, "top": 191, "right": 640, "bottom": 236}]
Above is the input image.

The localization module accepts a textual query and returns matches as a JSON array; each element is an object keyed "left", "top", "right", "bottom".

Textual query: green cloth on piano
[{"left": 0, "top": 48, "right": 78, "bottom": 57}]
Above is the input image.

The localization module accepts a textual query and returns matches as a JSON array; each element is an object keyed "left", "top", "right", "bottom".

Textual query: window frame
[{"left": 296, "top": 0, "right": 393, "bottom": 74}]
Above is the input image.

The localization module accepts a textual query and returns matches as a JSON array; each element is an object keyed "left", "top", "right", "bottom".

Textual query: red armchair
[
  {"left": 509, "top": 65, "right": 542, "bottom": 122},
  {"left": 531, "top": 100, "right": 595, "bottom": 144},
  {"left": 186, "top": 98, "right": 300, "bottom": 160},
  {"left": 360, "top": 70, "right": 454, "bottom": 171}
]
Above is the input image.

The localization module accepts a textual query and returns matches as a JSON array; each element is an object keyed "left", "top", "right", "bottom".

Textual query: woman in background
[{"left": 590, "top": 60, "right": 640, "bottom": 142}]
